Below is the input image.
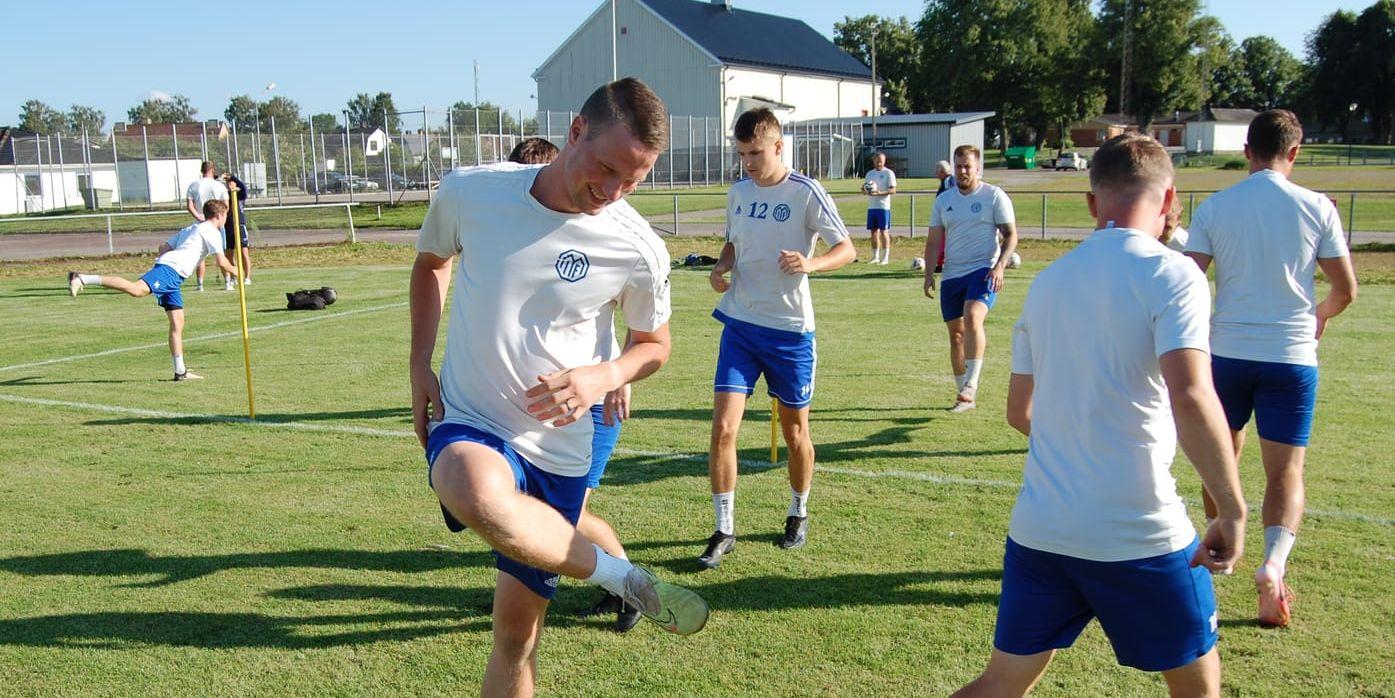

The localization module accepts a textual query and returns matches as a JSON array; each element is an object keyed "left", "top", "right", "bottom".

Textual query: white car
[{"left": 1054, "top": 152, "right": 1088, "bottom": 171}]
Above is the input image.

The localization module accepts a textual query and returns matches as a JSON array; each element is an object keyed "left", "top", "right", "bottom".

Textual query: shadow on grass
[
  {"left": 83, "top": 405, "right": 412, "bottom": 428},
  {"left": 1, "top": 375, "right": 144, "bottom": 386},
  {"left": 684, "top": 569, "right": 1000, "bottom": 611},
  {"left": 0, "top": 547, "right": 488, "bottom": 587}
]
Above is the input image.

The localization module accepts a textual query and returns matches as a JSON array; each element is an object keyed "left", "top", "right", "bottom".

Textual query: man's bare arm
[
  {"left": 1005, "top": 373, "right": 1033, "bottom": 436},
  {"left": 409, "top": 252, "right": 454, "bottom": 447}
]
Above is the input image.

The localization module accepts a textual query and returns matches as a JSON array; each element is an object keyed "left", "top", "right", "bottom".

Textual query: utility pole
[
  {"left": 870, "top": 25, "right": 878, "bottom": 149},
  {"left": 1119, "top": 0, "right": 1133, "bottom": 118},
  {"left": 474, "top": 60, "right": 480, "bottom": 105},
  {"left": 611, "top": 0, "right": 618, "bottom": 81}
]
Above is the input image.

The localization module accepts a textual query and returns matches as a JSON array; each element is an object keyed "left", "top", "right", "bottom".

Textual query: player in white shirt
[
  {"left": 185, "top": 161, "right": 229, "bottom": 292},
  {"left": 68, "top": 200, "right": 238, "bottom": 381},
  {"left": 1184, "top": 110, "right": 1358, "bottom": 628},
  {"left": 700, "top": 108, "right": 855, "bottom": 567},
  {"left": 922, "top": 145, "right": 1018, "bottom": 412},
  {"left": 863, "top": 151, "right": 897, "bottom": 264},
  {"left": 955, "top": 133, "right": 1247, "bottom": 698},
  {"left": 409, "top": 79, "right": 707, "bottom": 696}
]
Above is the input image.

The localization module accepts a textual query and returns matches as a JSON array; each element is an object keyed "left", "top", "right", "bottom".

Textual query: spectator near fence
[{"left": 186, "top": 161, "right": 228, "bottom": 291}]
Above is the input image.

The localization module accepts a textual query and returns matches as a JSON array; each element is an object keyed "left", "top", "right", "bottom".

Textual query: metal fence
[{"left": 1, "top": 111, "right": 866, "bottom": 216}]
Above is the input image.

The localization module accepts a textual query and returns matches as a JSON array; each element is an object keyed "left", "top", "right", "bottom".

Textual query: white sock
[
  {"left": 1263, "top": 525, "right": 1297, "bottom": 577},
  {"left": 78, "top": 274, "right": 101, "bottom": 285},
  {"left": 955, "top": 373, "right": 968, "bottom": 392},
  {"left": 713, "top": 491, "right": 734, "bottom": 535},
  {"left": 173, "top": 355, "right": 186, "bottom": 374},
  {"left": 788, "top": 488, "right": 809, "bottom": 518},
  {"left": 584, "top": 544, "right": 634, "bottom": 596},
  {"left": 964, "top": 359, "right": 983, "bottom": 391}
]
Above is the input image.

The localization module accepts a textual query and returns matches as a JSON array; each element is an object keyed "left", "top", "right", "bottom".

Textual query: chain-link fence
[{"left": 2, "top": 111, "right": 869, "bottom": 216}]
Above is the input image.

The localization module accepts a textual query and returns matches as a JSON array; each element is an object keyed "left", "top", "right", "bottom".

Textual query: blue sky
[{"left": 2, "top": 0, "right": 1368, "bottom": 130}]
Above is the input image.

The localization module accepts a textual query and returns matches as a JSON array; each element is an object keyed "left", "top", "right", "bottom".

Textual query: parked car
[
  {"left": 1053, "top": 152, "right": 1088, "bottom": 171},
  {"left": 326, "top": 173, "right": 380, "bottom": 192},
  {"left": 387, "top": 173, "right": 422, "bottom": 190}
]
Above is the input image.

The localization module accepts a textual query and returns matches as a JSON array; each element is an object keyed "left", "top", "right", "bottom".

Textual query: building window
[{"left": 22, "top": 174, "right": 41, "bottom": 196}]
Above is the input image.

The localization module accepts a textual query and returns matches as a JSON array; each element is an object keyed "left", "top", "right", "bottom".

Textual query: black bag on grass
[{"left": 286, "top": 291, "right": 326, "bottom": 311}]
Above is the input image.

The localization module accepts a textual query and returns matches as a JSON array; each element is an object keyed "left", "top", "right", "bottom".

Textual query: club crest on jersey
[
  {"left": 970, "top": 202, "right": 983, "bottom": 214},
  {"left": 555, "top": 249, "right": 590, "bottom": 283},
  {"left": 773, "top": 204, "right": 791, "bottom": 222},
  {"left": 734, "top": 205, "right": 742, "bottom": 216}
]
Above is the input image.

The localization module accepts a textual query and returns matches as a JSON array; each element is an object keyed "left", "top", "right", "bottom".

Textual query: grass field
[{"left": 2, "top": 239, "right": 1394, "bottom": 696}]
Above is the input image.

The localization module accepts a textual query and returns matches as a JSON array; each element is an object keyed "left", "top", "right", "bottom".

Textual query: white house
[
  {"left": 533, "top": 0, "right": 880, "bottom": 128},
  {"left": 1184, "top": 107, "right": 1257, "bottom": 154}
]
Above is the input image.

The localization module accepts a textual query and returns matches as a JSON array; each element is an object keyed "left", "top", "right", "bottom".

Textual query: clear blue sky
[{"left": 1, "top": 0, "right": 1367, "bottom": 130}]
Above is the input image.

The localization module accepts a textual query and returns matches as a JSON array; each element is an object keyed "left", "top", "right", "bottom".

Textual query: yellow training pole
[
  {"left": 230, "top": 188, "right": 255, "bottom": 418},
  {"left": 770, "top": 397, "right": 779, "bottom": 463}
]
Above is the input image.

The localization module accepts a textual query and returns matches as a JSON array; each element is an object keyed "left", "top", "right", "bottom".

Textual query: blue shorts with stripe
[
  {"left": 712, "top": 310, "right": 815, "bottom": 408},
  {"left": 139, "top": 263, "right": 186, "bottom": 311},
  {"left": 587, "top": 404, "right": 622, "bottom": 489},
  {"left": 939, "top": 267, "right": 996, "bottom": 322},
  {"left": 425, "top": 421, "right": 587, "bottom": 600},
  {"left": 1211, "top": 355, "right": 1318, "bottom": 447},
  {"left": 994, "top": 537, "right": 1218, "bottom": 672}
]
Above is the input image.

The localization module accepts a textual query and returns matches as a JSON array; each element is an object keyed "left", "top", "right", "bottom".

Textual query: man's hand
[
  {"left": 1191, "top": 514, "right": 1245, "bottom": 575},
  {"left": 923, "top": 274, "right": 937, "bottom": 299},
  {"left": 602, "top": 383, "right": 631, "bottom": 426},
  {"left": 525, "top": 363, "right": 622, "bottom": 427},
  {"left": 710, "top": 266, "right": 730, "bottom": 293},
  {"left": 778, "top": 249, "right": 814, "bottom": 275},
  {"left": 986, "top": 265, "right": 1006, "bottom": 293},
  {"left": 1315, "top": 315, "right": 1328, "bottom": 340},
  {"left": 411, "top": 363, "right": 445, "bottom": 448}
]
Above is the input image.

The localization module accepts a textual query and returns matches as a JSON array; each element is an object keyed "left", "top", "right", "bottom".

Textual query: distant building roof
[
  {"left": 640, "top": 0, "right": 872, "bottom": 80},
  {"left": 818, "top": 112, "right": 996, "bottom": 127},
  {"left": 1190, "top": 107, "right": 1258, "bottom": 124}
]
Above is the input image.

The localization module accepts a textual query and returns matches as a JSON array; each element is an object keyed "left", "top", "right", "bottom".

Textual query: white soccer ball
[
  {"left": 1007, "top": 252, "right": 1022, "bottom": 269},
  {"left": 911, "top": 257, "right": 926, "bottom": 270},
  {"left": 862, "top": 180, "right": 877, "bottom": 194}
]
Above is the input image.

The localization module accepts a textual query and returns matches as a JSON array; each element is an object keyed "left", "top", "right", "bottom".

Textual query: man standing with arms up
[
  {"left": 1184, "top": 109, "right": 1358, "bottom": 628},
  {"left": 410, "top": 78, "right": 708, "bottom": 697},
  {"left": 700, "top": 107, "right": 855, "bottom": 567},
  {"left": 186, "top": 161, "right": 228, "bottom": 292},
  {"left": 863, "top": 151, "right": 897, "bottom": 265},
  {"left": 922, "top": 145, "right": 1018, "bottom": 412},
  {"left": 955, "top": 133, "right": 1246, "bottom": 698}
]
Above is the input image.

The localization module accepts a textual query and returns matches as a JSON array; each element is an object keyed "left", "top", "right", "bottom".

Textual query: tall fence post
[
  {"left": 673, "top": 195, "right": 679, "bottom": 236},
  {"left": 111, "top": 131, "right": 123, "bottom": 210},
  {"left": 1347, "top": 193, "right": 1356, "bottom": 243},
  {"left": 141, "top": 125, "right": 152, "bottom": 211},
  {"left": 346, "top": 203, "right": 357, "bottom": 243},
  {"left": 106, "top": 214, "right": 113, "bottom": 254},
  {"left": 170, "top": 125, "right": 181, "bottom": 207},
  {"left": 909, "top": 194, "right": 916, "bottom": 238},
  {"left": 270, "top": 116, "right": 283, "bottom": 205},
  {"left": 1040, "top": 193, "right": 1047, "bottom": 239}
]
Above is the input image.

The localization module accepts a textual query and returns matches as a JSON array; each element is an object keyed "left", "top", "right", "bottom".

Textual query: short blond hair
[
  {"left": 1089, "top": 133, "right": 1173, "bottom": 197},
  {"left": 953, "top": 144, "right": 981, "bottom": 162},
  {"left": 203, "top": 199, "right": 229, "bottom": 220}
]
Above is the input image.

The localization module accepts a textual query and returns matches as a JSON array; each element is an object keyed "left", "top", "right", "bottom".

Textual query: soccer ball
[
  {"left": 862, "top": 180, "right": 876, "bottom": 195},
  {"left": 1007, "top": 252, "right": 1022, "bottom": 269},
  {"left": 911, "top": 257, "right": 926, "bottom": 270}
]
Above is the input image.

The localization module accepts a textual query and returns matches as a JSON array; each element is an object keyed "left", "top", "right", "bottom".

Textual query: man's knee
[{"left": 430, "top": 446, "right": 516, "bottom": 525}]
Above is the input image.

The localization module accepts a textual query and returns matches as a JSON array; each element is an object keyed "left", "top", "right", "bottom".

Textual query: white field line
[
  {"left": 0, "top": 302, "right": 407, "bottom": 373},
  {"left": 1, "top": 391, "right": 1391, "bottom": 529}
]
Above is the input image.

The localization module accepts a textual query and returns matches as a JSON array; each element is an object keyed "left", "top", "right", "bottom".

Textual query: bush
[{"left": 1220, "top": 158, "right": 1247, "bottom": 170}]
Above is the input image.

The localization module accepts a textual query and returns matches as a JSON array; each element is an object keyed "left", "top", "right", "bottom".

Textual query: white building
[
  {"left": 533, "top": 0, "right": 880, "bottom": 128},
  {"left": 1, "top": 129, "right": 207, "bottom": 214},
  {"left": 1184, "top": 107, "right": 1257, "bottom": 154}
]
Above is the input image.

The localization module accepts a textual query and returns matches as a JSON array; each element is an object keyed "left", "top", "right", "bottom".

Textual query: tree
[
  {"left": 260, "top": 96, "right": 303, "bottom": 132},
  {"left": 310, "top": 113, "right": 341, "bottom": 133},
  {"left": 1302, "top": 9, "right": 1360, "bottom": 133},
  {"left": 225, "top": 94, "right": 259, "bottom": 128},
  {"left": 346, "top": 92, "right": 400, "bottom": 132},
  {"left": 1096, "top": 0, "right": 1206, "bottom": 128},
  {"left": 19, "top": 100, "right": 68, "bottom": 134},
  {"left": 450, "top": 101, "right": 517, "bottom": 133},
  {"left": 67, "top": 105, "right": 105, "bottom": 136},
  {"left": 1238, "top": 36, "right": 1301, "bottom": 110},
  {"left": 834, "top": 15, "right": 921, "bottom": 114},
  {"left": 914, "top": 0, "right": 1104, "bottom": 147},
  {"left": 1354, "top": 0, "right": 1395, "bottom": 143},
  {"left": 127, "top": 94, "right": 197, "bottom": 124}
]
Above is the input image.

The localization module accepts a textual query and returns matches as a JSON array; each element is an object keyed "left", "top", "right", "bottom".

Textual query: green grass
[{"left": 1, "top": 240, "right": 1393, "bottom": 695}]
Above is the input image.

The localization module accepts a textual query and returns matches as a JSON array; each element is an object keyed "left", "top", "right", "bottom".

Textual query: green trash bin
[{"left": 1004, "top": 146, "right": 1037, "bottom": 170}]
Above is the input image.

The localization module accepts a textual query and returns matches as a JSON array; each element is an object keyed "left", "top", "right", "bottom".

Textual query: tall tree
[
  {"left": 346, "top": 92, "right": 400, "bottom": 132},
  {"left": 67, "top": 105, "right": 105, "bottom": 136},
  {"left": 260, "top": 95, "right": 303, "bottom": 132},
  {"left": 834, "top": 15, "right": 921, "bottom": 114},
  {"left": 310, "top": 113, "right": 341, "bottom": 133},
  {"left": 1096, "top": 0, "right": 1205, "bottom": 128},
  {"left": 915, "top": 0, "right": 1104, "bottom": 147},
  {"left": 225, "top": 94, "right": 259, "bottom": 128},
  {"left": 1354, "top": 0, "right": 1395, "bottom": 143},
  {"left": 127, "top": 94, "right": 197, "bottom": 124},
  {"left": 451, "top": 101, "right": 517, "bottom": 133},
  {"left": 1302, "top": 9, "right": 1361, "bottom": 133},
  {"left": 1238, "top": 36, "right": 1301, "bottom": 110},
  {"left": 19, "top": 100, "right": 68, "bottom": 134}
]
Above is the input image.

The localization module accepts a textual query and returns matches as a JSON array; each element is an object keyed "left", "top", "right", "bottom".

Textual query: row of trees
[
  {"left": 16, "top": 91, "right": 532, "bottom": 139},
  {"left": 835, "top": 0, "right": 1395, "bottom": 145}
]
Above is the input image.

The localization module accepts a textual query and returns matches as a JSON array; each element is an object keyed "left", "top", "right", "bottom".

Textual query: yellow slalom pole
[
  {"left": 770, "top": 397, "right": 779, "bottom": 463},
  {"left": 229, "top": 185, "right": 255, "bottom": 418}
]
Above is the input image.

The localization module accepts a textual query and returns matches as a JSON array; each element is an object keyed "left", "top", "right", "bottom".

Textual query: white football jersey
[
  {"left": 931, "top": 182, "right": 1015, "bottom": 281},
  {"left": 716, "top": 172, "right": 848, "bottom": 334},
  {"left": 186, "top": 177, "right": 228, "bottom": 214},
  {"left": 155, "top": 222, "right": 225, "bottom": 278},
  {"left": 417, "top": 164, "right": 671, "bottom": 477},
  {"left": 864, "top": 168, "right": 896, "bottom": 211}
]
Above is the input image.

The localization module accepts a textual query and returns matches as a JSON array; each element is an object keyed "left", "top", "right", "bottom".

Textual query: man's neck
[
  {"left": 752, "top": 166, "right": 789, "bottom": 188},
  {"left": 1249, "top": 159, "right": 1293, "bottom": 178},
  {"left": 529, "top": 162, "right": 579, "bottom": 214}
]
